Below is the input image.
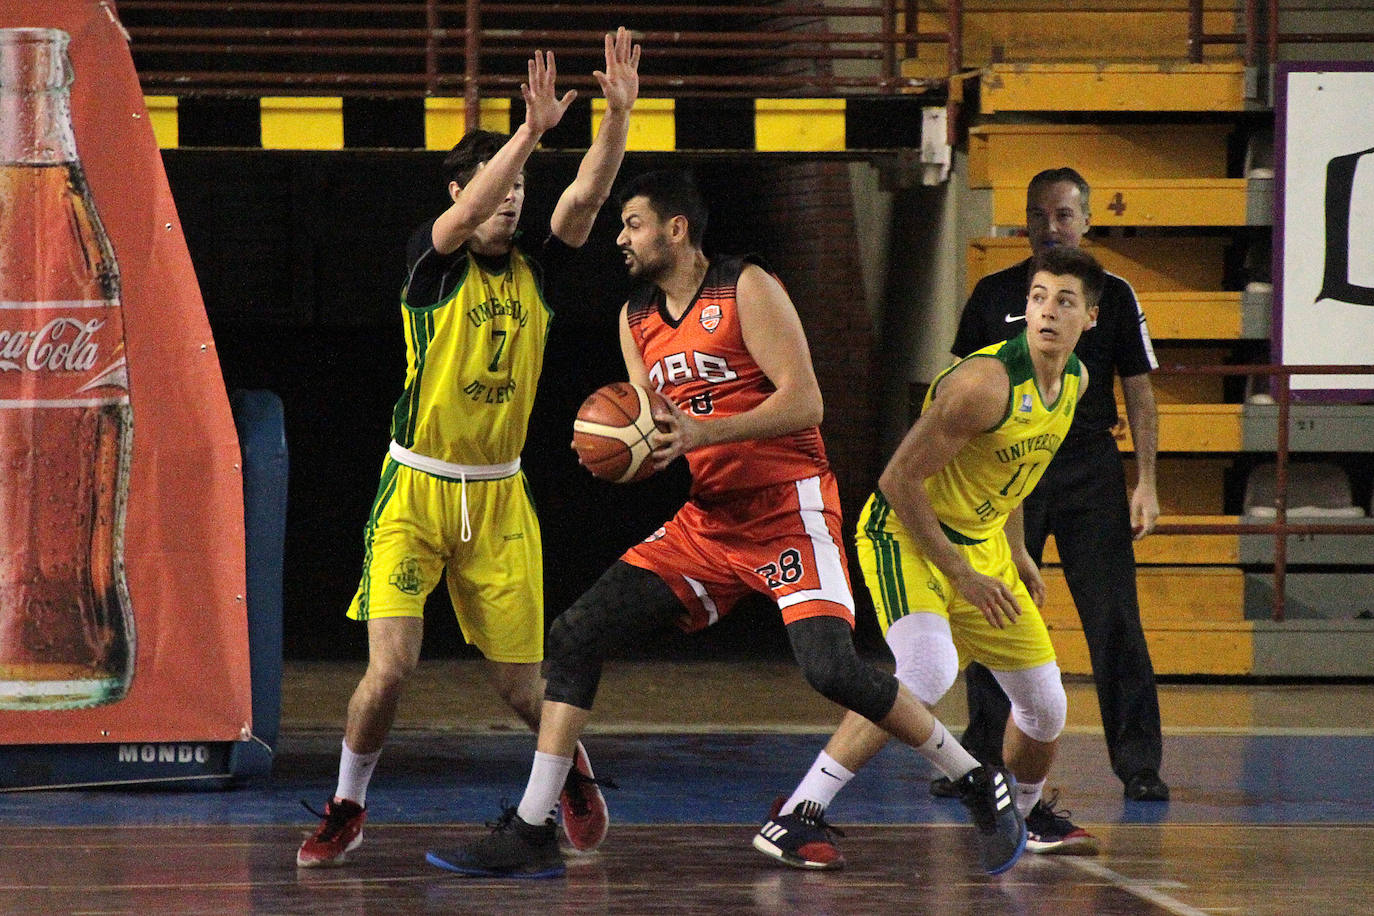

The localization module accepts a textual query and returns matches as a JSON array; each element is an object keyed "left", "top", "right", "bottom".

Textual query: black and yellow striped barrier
[{"left": 144, "top": 95, "right": 928, "bottom": 151}]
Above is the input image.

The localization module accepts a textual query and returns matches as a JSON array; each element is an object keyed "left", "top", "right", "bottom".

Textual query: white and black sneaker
[
  {"left": 956, "top": 766, "right": 1027, "bottom": 875},
  {"left": 752, "top": 797, "right": 846, "bottom": 870}
]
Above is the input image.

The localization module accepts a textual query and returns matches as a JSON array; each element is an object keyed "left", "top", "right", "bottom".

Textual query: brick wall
[{"left": 750, "top": 160, "right": 882, "bottom": 523}]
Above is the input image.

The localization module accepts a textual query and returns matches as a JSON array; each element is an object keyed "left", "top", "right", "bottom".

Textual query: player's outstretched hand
[
  {"left": 595, "top": 26, "right": 641, "bottom": 113},
  {"left": 522, "top": 49, "right": 576, "bottom": 136}
]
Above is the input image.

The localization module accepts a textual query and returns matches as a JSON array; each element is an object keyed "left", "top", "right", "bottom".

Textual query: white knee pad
[
  {"left": 992, "top": 661, "right": 1066, "bottom": 743},
  {"left": 886, "top": 613, "right": 959, "bottom": 707}
]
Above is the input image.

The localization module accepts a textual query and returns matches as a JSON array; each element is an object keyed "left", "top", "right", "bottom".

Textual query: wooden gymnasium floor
[{"left": 2, "top": 660, "right": 1373, "bottom": 915}]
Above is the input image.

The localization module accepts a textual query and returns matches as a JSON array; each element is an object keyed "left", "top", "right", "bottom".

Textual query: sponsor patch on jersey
[
  {"left": 1019, "top": 393, "right": 1033, "bottom": 413},
  {"left": 699, "top": 303, "right": 722, "bottom": 333}
]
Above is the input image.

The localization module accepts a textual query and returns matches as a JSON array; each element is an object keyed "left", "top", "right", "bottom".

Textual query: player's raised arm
[
  {"left": 551, "top": 27, "right": 642, "bottom": 248},
  {"left": 431, "top": 49, "right": 575, "bottom": 254}
]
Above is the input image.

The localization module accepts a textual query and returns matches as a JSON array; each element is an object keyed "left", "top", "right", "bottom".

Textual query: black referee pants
[{"left": 959, "top": 429, "right": 1164, "bottom": 785}]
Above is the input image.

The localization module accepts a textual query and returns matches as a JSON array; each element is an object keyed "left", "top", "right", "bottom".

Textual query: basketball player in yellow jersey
[
  {"left": 757, "top": 246, "right": 1104, "bottom": 875},
  {"left": 297, "top": 29, "right": 642, "bottom": 868}
]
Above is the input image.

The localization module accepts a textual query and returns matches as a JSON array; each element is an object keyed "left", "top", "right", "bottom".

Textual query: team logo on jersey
[
  {"left": 389, "top": 558, "right": 423, "bottom": 595},
  {"left": 699, "top": 303, "right": 722, "bottom": 333},
  {"left": 1019, "top": 393, "right": 1034, "bottom": 413}
]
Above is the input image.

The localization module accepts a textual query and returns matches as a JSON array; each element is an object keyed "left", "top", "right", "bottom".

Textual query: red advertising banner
[{"left": 0, "top": 1, "right": 252, "bottom": 742}]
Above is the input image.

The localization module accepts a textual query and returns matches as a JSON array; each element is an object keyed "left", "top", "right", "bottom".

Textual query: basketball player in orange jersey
[{"left": 426, "top": 170, "right": 1025, "bottom": 878}]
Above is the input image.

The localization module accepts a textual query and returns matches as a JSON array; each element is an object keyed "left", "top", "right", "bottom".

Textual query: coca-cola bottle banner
[{"left": 0, "top": 1, "right": 251, "bottom": 743}]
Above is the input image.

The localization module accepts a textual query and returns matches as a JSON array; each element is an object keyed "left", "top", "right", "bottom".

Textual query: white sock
[
  {"left": 1016, "top": 778, "right": 1045, "bottom": 817},
  {"left": 917, "top": 718, "right": 981, "bottom": 781},
  {"left": 335, "top": 740, "right": 382, "bottom": 806},
  {"left": 516, "top": 751, "right": 574, "bottom": 826},
  {"left": 783, "top": 751, "right": 854, "bottom": 814}
]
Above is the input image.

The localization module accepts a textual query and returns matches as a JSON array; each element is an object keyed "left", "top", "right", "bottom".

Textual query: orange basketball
[{"left": 572, "top": 382, "right": 671, "bottom": 483}]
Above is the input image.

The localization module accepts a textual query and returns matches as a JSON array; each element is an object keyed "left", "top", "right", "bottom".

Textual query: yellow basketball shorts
[
  {"left": 346, "top": 457, "right": 544, "bottom": 663},
  {"left": 855, "top": 492, "right": 1055, "bottom": 672}
]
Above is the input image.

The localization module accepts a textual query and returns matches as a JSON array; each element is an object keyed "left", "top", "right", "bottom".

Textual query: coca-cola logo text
[{"left": 0, "top": 317, "right": 105, "bottom": 373}]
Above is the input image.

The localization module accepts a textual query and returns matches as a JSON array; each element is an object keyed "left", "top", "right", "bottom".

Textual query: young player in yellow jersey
[
  {"left": 755, "top": 246, "right": 1104, "bottom": 875},
  {"left": 298, "top": 29, "right": 642, "bottom": 868}
]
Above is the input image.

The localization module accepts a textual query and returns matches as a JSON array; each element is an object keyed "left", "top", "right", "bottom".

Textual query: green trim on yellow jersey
[
  {"left": 390, "top": 245, "right": 552, "bottom": 466},
  {"left": 861, "top": 491, "right": 911, "bottom": 621},
  {"left": 393, "top": 304, "right": 440, "bottom": 448},
  {"left": 355, "top": 457, "right": 403, "bottom": 620},
  {"left": 921, "top": 332, "right": 1082, "bottom": 542}
]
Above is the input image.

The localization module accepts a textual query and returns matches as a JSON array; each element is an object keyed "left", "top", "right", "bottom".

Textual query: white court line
[{"left": 1065, "top": 858, "right": 1211, "bottom": 916}]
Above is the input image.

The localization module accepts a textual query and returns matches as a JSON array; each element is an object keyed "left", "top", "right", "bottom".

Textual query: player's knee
[
  {"left": 797, "top": 649, "right": 850, "bottom": 703},
  {"left": 888, "top": 614, "right": 959, "bottom": 707},
  {"left": 364, "top": 646, "right": 420, "bottom": 691},
  {"left": 543, "top": 616, "right": 600, "bottom": 710},
  {"left": 1001, "top": 662, "right": 1067, "bottom": 743},
  {"left": 893, "top": 655, "right": 957, "bottom": 708},
  {"left": 545, "top": 611, "right": 583, "bottom": 670},
  {"left": 491, "top": 671, "right": 542, "bottom": 721},
  {"left": 788, "top": 616, "right": 898, "bottom": 722}
]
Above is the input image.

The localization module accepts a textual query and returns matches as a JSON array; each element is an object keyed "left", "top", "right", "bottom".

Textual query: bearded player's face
[{"left": 617, "top": 195, "right": 676, "bottom": 281}]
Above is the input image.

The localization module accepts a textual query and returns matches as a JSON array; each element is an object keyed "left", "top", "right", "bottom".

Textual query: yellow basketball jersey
[
  {"left": 922, "top": 333, "right": 1082, "bottom": 542},
  {"left": 391, "top": 244, "right": 552, "bottom": 467}
]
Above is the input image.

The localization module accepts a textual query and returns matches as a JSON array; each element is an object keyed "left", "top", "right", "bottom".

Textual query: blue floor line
[{"left": 1, "top": 732, "right": 1370, "bottom": 828}]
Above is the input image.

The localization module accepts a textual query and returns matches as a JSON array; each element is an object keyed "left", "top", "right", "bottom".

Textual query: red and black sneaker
[
  {"left": 1025, "top": 793, "right": 1099, "bottom": 856},
  {"left": 752, "top": 797, "right": 846, "bottom": 870},
  {"left": 559, "top": 741, "right": 614, "bottom": 852},
  {"left": 296, "top": 798, "right": 366, "bottom": 867}
]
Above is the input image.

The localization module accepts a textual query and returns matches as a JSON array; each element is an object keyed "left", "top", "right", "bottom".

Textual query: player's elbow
[
  {"left": 792, "top": 385, "right": 823, "bottom": 429},
  {"left": 877, "top": 453, "right": 918, "bottom": 500},
  {"left": 804, "top": 391, "right": 823, "bottom": 428},
  {"left": 877, "top": 463, "right": 900, "bottom": 499},
  {"left": 560, "top": 181, "right": 612, "bottom": 220}
]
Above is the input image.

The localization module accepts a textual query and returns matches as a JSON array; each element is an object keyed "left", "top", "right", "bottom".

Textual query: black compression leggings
[
  {"left": 545, "top": 561, "right": 900, "bottom": 724},
  {"left": 544, "top": 561, "right": 685, "bottom": 709},
  {"left": 786, "top": 614, "right": 900, "bottom": 724}
]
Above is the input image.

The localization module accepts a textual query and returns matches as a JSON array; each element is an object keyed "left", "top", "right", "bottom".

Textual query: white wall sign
[{"left": 1276, "top": 64, "right": 1374, "bottom": 400}]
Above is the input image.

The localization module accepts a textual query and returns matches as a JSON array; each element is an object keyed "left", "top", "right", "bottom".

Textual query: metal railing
[
  {"left": 1188, "top": 0, "right": 1374, "bottom": 67},
  {"left": 1150, "top": 363, "right": 1374, "bottom": 622},
  {"left": 114, "top": 0, "right": 1374, "bottom": 130},
  {"left": 119, "top": 0, "right": 960, "bottom": 106}
]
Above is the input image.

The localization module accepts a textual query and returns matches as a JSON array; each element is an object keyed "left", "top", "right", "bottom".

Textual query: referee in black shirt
[{"left": 938, "top": 167, "right": 1169, "bottom": 802}]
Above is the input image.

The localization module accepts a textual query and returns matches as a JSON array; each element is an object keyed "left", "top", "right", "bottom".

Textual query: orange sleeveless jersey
[{"left": 624, "top": 254, "right": 829, "bottom": 500}]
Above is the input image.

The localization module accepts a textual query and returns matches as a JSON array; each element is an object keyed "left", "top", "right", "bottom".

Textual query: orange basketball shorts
[{"left": 622, "top": 473, "right": 855, "bottom": 632}]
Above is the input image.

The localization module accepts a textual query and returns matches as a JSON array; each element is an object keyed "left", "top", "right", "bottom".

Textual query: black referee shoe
[{"left": 1124, "top": 769, "right": 1170, "bottom": 801}]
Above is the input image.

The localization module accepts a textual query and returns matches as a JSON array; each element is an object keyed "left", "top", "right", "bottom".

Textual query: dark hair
[
  {"left": 1027, "top": 166, "right": 1091, "bottom": 213},
  {"left": 615, "top": 170, "right": 709, "bottom": 247},
  {"left": 1029, "top": 246, "right": 1106, "bottom": 309},
  {"left": 442, "top": 130, "right": 511, "bottom": 187}
]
